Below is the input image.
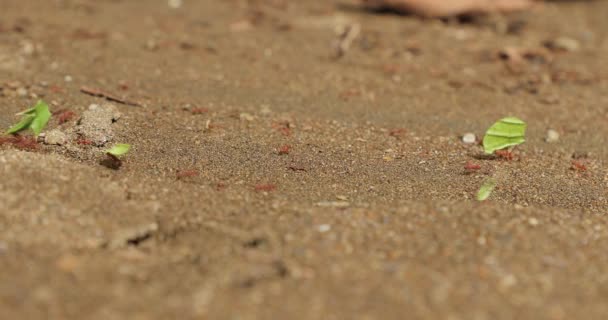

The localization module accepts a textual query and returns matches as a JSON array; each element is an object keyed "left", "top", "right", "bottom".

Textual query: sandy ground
[{"left": 1, "top": 0, "right": 608, "bottom": 319}]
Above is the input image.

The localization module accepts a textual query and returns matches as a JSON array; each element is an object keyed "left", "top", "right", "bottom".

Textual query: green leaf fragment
[
  {"left": 106, "top": 143, "right": 131, "bottom": 157},
  {"left": 6, "top": 114, "right": 35, "bottom": 135},
  {"left": 476, "top": 178, "right": 497, "bottom": 201},
  {"left": 29, "top": 101, "right": 52, "bottom": 136},
  {"left": 482, "top": 117, "right": 526, "bottom": 154},
  {"left": 6, "top": 100, "right": 51, "bottom": 136}
]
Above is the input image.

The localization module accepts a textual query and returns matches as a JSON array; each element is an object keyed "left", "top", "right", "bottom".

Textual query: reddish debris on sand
[
  {"left": 278, "top": 145, "right": 291, "bottom": 155},
  {"left": 55, "top": 110, "right": 76, "bottom": 124},
  {"left": 0, "top": 135, "right": 38, "bottom": 150},
  {"left": 0, "top": 137, "right": 11, "bottom": 147},
  {"left": 570, "top": 160, "right": 587, "bottom": 172},
  {"left": 191, "top": 107, "right": 209, "bottom": 115},
  {"left": 255, "top": 184, "right": 276, "bottom": 192},
  {"left": 206, "top": 122, "right": 224, "bottom": 130},
  {"left": 389, "top": 128, "right": 407, "bottom": 138},
  {"left": 464, "top": 161, "right": 481, "bottom": 173},
  {"left": 49, "top": 85, "right": 64, "bottom": 93},
  {"left": 13, "top": 136, "right": 38, "bottom": 150},
  {"left": 495, "top": 150, "right": 514, "bottom": 161},
  {"left": 176, "top": 169, "right": 200, "bottom": 179},
  {"left": 339, "top": 89, "right": 361, "bottom": 100},
  {"left": 215, "top": 182, "right": 227, "bottom": 191},
  {"left": 278, "top": 127, "right": 291, "bottom": 136},
  {"left": 76, "top": 138, "right": 93, "bottom": 145},
  {"left": 273, "top": 121, "right": 292, "bottom": 136},
  {"left": 382, "top": 64, "right": 402, "bottom": 75}
]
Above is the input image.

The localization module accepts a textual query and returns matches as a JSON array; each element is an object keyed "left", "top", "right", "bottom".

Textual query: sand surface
[{"left": 1, "top": 1, "right": 608, "bottom": 319}]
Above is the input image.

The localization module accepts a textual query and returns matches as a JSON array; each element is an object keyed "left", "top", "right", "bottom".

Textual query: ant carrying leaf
[
  {"left": 102, "top": 143, "right": 131, "bottom": 169},
  {"left": 482, "top": 117, "right": 526, "bottom": 159},
  {"left": 6, "top": 100, "right": 51, "bottom": 137}
]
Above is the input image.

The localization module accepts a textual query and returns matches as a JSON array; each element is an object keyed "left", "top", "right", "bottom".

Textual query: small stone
[
  {"left": 145, "top": 39, "right": 158, "bottom": 51},
  {"left": 499, "top": 274, "right": 517, "bottom": 290},
  {"left": 545, "top": 129, "right": 559, "bottom": 143},
  {"left": 317, "top": 224, "right": 331, "bottom": 233},
  {"left": 64, "top": 75, "right": 73, "bottom": 82},
  {"left": 44, "top": 129, "right": 68, "bottom": 145},
  {"left": 21, "top": 41, "right": 36, "bottom": 55},
  {"left": 462, "top": 133, "right": 476, "bottom": 144},
  {"left": 544, "top": 37, "right": 580, "bottom": 52},
  {"left": 528, "top": 217, "right": 539, "bottom": 226},
  {"left": 16, "top": 87, "right": 28, "bottom": 97}
]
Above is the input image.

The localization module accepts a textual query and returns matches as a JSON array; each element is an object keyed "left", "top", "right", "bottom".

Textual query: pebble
[
  {"left": 44, "top": 129, "right": 68, "bottom": 145},
  {"left": 21, "top": 41, "right": 36, "bottom": 55},
  {"left": 145, "top": 39, "right": 158, "bottom": 51},
  {"left": 499, "top": 274, "right": 517, "bottom": 290},
  {"left": 545, "top": 129, "right": 559, "bottom": 143},
  {"left": 462, "top": 133, "right": 476, "bottom": 144},
  {"left": 16, "top": 87, "right": 28, "bottom": 97},
  {"left": 528, "top": 217, "right": 540, "bottom": 226},
  {"left": 383, "top": 155, "right": 394, "bottom": 162},
  {"left": 544, "top": 37, "right": 580, "bottom": 52},
  {"left": 317, "top": 224, "right": 331, "bottom": 233}
]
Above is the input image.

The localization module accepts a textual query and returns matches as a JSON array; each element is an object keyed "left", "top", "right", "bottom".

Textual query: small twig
[
  {"left": 80, "top": 86, "right": 142, "bottom": 107},
  {"left": 287, "top": 165, "right": 307, "bottom": 172}
]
